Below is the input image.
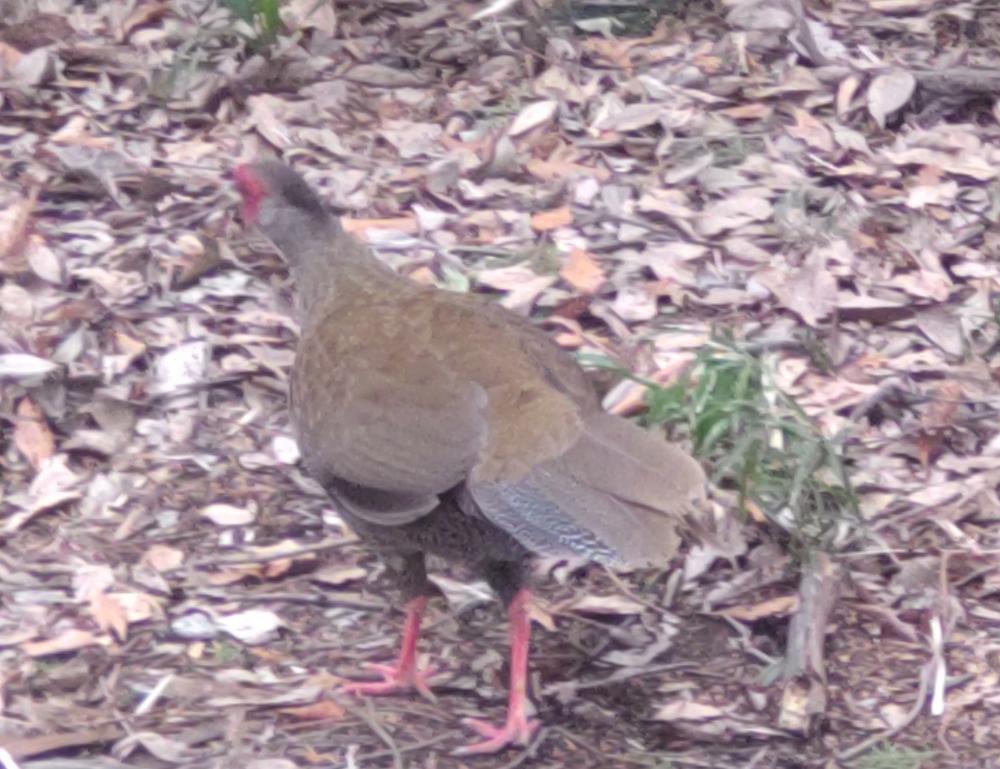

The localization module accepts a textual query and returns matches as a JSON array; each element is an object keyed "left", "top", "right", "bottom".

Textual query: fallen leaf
[
  {"left": 786, "top": 108, "right": 834, "bottom": 152},
  {"left": 26, "top": 235, "right": 64, "bottom": 284},
  {"left": 721, "top": 595, "right": 799, "bottom": 622},
  {"left": 565, "top": 594, "right": 646, "bottom": 615},
  {"left": 246, "top": 94, "right": 292, "bottom": 147},
  {"left": 114, "top": 731, "right": 191, "bottom": 763},
  {"left": 915, "top": 308, "right": 964, "bottom": 355},
  {"left": 200, "top": 503, "right": 256, "bottom": 526},
  {"left": 90, "top": 593, "right": 129, "bottom": 641},
  {"left": 508, "top": 100, "right": 558, "bottom": 136},
  {"left": 151, "top": 341, "right": 210, "bottom": 396},
  {"left": 216, "top": 608, "right": 284, "bottom": 645},
  {"left": 311, "top": 565, "right": 367, "bottom": 586},
  {"left": 142, "top": 545, "right": 184, "bottom": 572},
  {"left": 14, "top": 397, "right": 54, "bottom": 470},
  {"left": 281, "top": 0, "right": 337, "bottom": 34},
  {"left": 867, "top": 68, "right": 916, "bottom": 128},
  {"left": 279, "top": 700, "right": 347, "bottom": 721},
  {"left": 559, "top": 249, "right": 606, "bottom": 294},
  {"left": 22, "top": 629, "right": 102, "bottom": 657},
  {"left": 654, "top": 700, "right": 727, "bottom": 721},
  {"left": 0, "top": 187, "right": 38, "bottom": 270},
  {"left": 117, "top": 1, "right": 169, "bottom": 41},
  {"left": 756, "top": 252, "right": 837, "bottom": 327},
  {"left": 696, "top": 192, "right": 772, "bottom": 236},
  {"left": 530, "top": 206, "right": 573, "bottom": 231},
  {"left": 341, "top": 216, "right": 418, "bottom": 235}
]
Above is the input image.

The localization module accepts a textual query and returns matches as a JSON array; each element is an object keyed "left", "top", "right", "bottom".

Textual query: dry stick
[
  {"left": 341, "top": 700, "right": 403, "bottom": 769},
  {"left": 601, "top": 565, "right": 665, "bottom": 614},
  {"left": 836, "top": 660, "right": 933, "bottom": 762},
  {"left": 355, "top": 731, "right": 454, "bottom": 761},
  {"left": 780, "top": 551, "right": 843, "bottom": 730},
  {"left": 189, "top": 536, "right": 354, "bottom": 567}
]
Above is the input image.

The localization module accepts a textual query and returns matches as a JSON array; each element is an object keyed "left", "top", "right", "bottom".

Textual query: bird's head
[{"left": 233, "top": 161, "right": 333, "bottom": 259}]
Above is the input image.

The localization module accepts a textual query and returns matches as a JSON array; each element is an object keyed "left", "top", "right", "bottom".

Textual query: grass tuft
[
  {"left": 584, "top": 332, "right": 858, "bottom": 553},
  {"left": 852, "top": 743, "right": 938, "bottom": 769}
]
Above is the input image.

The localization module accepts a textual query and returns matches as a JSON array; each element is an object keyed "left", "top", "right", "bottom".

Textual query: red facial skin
[{"left": 233, "top": 165, "right": 266, "bottom": 224}]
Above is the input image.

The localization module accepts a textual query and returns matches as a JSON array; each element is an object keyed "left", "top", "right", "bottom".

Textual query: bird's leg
[
  {"left": 343, "top": 552, "right": 440, "bottom": 699},
  {"left": 342, "top": 595, "right": 439, "bottom": 699},
  {"left": 455, "top": 587, "right": 540, "bottom": 755}
]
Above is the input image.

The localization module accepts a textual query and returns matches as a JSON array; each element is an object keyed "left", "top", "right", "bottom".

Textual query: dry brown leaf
[
  {"left": 528, "top": 598, "right": 557, "bottom": 631},
  {"left": 530, "top": 206, "right": 573, "bottom": 231},
  {"left": 922, "top": 381, "right": 964, "bottom": 431},
  {"left": 282, "top": 0, "right": 337, "bottom": 34},
  {"left": 868, "top": 69, "right": 917, "bottom": 129},
  {"left": 264, "top": 558, "right": 293, "bottom": 579},
  {"left": 0, "top": 187, "right": 38, "bottom": 271},
  {"left": 341, "top": 216, "right": 418, "bottom": 235},
  {"left": 25, "top": 235, "right": 64, "bottom": 284},
  {"left": 756, "top": 252, "right": 837, "bottom": 327},
  {"left": 721, "top": 595, "right": 799, "bottom": 622},
  {"left": 564, "top": 594, "right": 646, "bottom": 616},
  {"left": 526, "top": 157, "right": 610, "bottom": 182},
  {"left": 718, "top": 103, "right": 773, "bottom": 120},
  {"left": 200, "top": 503, "right": 255, "bottom": 526},
  {"left": 207, "top": 566, "right": 263, "bottom": 585},
  {"left": 312, "top": 565, "right": 367, "bottom": 586},
  {"left": 836, "top": 74, "right": 861, "bottom": 117},
  {"left": 654, "top": 700, "right": 727, "bottom": 721},
  {"left": 22, "top": 629, "right": 102, "bottom": 657},
  {"left": 696, "top": 192, "right": 772, "bottom": 237},
  {"left": 14, "top": 397, "right": 54, "bottom": 470},
  {"left": 345, "top": 64, "right": 427, "bottom": 87},
  {"left": 143, "top": 544, "right": 185, "bottom": 572},
  {"left": 279, "top": 700, "right": 347, "bottom": 721},
  {"left": 246, "top": 94, "right": 293, "bottom": 147},
  {"left": 508, "top": 100, "right": 558, "bottom": 136},
  {"left": 117, "top": 1, "right": 169, "bottom": 42},
  {"left": 786, "top": 108, "right": 834, "bottom": 152},
  {"left": 3, "top": 727, "right": 124, "bottom": 761},
  {"left": 559, "top": 249, "right": 606, "bottom": 294},
  {"left": 90, "top": 593, "right": 129, "bottom": 641},
  {"left": 0, "top": 40, "right": 22, "bottom": 72}
]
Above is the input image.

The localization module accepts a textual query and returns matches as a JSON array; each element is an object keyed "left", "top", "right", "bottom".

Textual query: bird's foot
[
  {"left": 342, "top": 662, "right": 441, "bottom": 701},
  {"left": 453, "top": 712, "right": 540, "bottom": 755}
]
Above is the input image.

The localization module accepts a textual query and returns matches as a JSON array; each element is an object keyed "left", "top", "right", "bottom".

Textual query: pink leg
[
  {"left": 342, "top": 596, "right": 439, "bottom": 700},
  {"left": 454, "top": 588, "right": 540, "bottom": 755}
]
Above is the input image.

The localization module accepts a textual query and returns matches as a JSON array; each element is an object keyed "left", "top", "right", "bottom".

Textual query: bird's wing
[
  {"left": 468, "top": 410, "right": 707, "bottom": 568},
  {"left": 289, "top": 273, "right": 589, "bottom": 527},
  {"left": 291, "top": 304, "right": 490, "bottom": 525}
]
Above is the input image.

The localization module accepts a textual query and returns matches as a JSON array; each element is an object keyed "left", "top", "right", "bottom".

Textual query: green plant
[
  {"left": 852, "top": 743, "right": 937, "bottom": 769},
  {"left": 582, "top": 332, "right": 857, "bottom": 552},
  {"left": 221, "top": 0, "right": 282, "bottom": 48}
]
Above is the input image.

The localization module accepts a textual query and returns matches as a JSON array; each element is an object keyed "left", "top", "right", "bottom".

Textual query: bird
[{"left": 233, "top": 160, "right": 707, "bottom": 755}]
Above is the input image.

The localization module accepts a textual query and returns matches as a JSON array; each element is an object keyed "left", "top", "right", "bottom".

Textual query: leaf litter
[{"left": 1, "top": 0, "right": 1000, "bottom": 767}]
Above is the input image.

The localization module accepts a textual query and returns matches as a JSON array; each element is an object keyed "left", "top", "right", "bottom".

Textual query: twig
[
  {"left": 601, "top": 565, "right": 665, "bottom": 614},
  {"left": 354, "top": 731, "right": 454, "bottom": 761},
  {"left": 341, "top": 700, "right": 403, "bottom": 769},
  {"left": 836, "top": 661, "right": 933, "bottom": 761},
  {"left": 189, "top": 537, "right": 353, "bottom": 567},
  {"left": 541, "top": 662, "right": 690, "bottom": 697}
]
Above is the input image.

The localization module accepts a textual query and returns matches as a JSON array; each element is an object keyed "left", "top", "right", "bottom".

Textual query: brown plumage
[{"left": 234, "top": 160, "right": 707, "bottom": 754}]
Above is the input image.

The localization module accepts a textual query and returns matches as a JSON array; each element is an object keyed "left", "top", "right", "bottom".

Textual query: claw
[
  {"left": 342, "top": 661, "right": 441, "bottom": 701},
  {"left": 453, "top": 714, "right": 540, "bottom": 755}
]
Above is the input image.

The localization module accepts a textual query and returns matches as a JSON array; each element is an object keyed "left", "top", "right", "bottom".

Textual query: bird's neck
[{"left": 286, "top": 218, "right": 379, "bottom": 322}]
